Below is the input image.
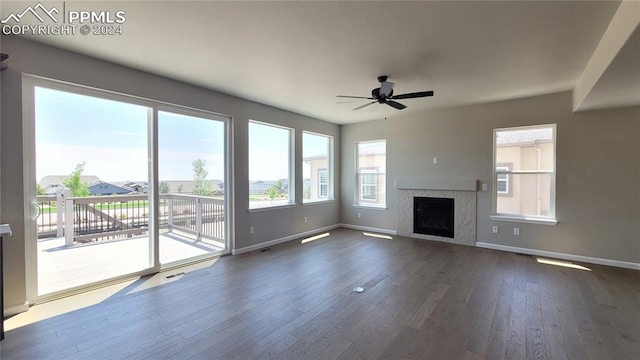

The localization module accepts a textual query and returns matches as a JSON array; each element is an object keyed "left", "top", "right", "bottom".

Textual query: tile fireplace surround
[{"left": 396, "top": 178, "right": 477, "bottom": 246}]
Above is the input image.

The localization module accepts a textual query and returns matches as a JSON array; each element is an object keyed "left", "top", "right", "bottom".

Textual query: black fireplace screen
[{"left": 413, "top": 197, "right": 454, "bottom": 238}]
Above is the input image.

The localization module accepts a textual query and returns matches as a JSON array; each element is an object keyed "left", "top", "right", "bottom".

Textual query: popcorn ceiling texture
[{"left": 397, "top": 189, "right": 476, "bottom": 246}]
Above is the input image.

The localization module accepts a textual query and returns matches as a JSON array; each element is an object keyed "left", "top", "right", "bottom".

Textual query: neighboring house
[
  {"left": 162, "top": 180, "right": 223, "bottom": 195},
  {"left": 88, "top": 181, "right": 133, "bottom": 196},
  {"left": 355, "top": 148, "right": 386, "bottom": 208},
  {"left": 248, "top": 180, "right": 288, "bottom": 195},
  {"left": 39, "top": 175, "right": 101, "bottom": 194},
  {"left": 43, "top": 183, "right": 63, "bottom": 196},
  {"left": 120, "top": 181, "right": 149, "bottom": 194},
  {"left": 304, "top": 154, "right": 329, "bottom": 200},
  {"left": 495, "top": 128, "right": 553, "bottom": 217}
]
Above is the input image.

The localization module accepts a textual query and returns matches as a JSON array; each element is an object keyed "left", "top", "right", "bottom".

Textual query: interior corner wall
[
  {"left": 341, "top": 91, "right": 640, "bottom": 265},
  {"left": 0, "top": 36, "right": 340, "bottom": 312}
]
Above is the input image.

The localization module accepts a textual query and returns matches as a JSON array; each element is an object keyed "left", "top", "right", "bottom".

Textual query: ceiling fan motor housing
[{"left": 372, "top": 87, "right": 394, "bottom": 103}]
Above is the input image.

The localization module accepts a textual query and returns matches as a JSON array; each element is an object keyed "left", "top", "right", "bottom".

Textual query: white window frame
[
  {"left": 248, "top": 120, "right": 295, "bottom": 210},
  {"left": 302, "top": 131, "right": 334, "bottom": 204},
  {"left": 355, "top": 139, "right": 386, "bottom": 208},
  {"left": 359, "top": 168, "right": 378, "bottom": 202},
  {"left": 491, "top": 124, "right": 557, "bottom": 225},
  {"left": 496, "top": 164, "right": 511, "bottom": 196},
  {"left": 318, "top": 169, "right": 329, "bottom": 199}
]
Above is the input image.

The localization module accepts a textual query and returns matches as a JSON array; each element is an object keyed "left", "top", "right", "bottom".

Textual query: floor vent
[{"left": 166, "top": 272, "right": 185, "bottom": 279}]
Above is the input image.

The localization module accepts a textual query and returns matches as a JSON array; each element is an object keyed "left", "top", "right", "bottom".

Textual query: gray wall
[
  {"left": 2, "top": 35, "right": 639, "bottom": 314},
  {"left": 341, "top": 92, "right": 640, "bottom": 264},
  {"left": 1, "top": 36, "right": 340, "bottom": 311}
]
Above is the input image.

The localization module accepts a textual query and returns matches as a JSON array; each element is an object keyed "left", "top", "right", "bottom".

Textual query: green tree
[
  {"left": 63, "top": 162, "right": 90, "bottom": 197},
  {"left": 36, "top": 184, "right": 45, "bottom": 195},
  {"left": 267, "top": 186, "right": 279, "bottom": 203},
  {"left": 160, "top": 181, "right": 170, "bottom": 194},
  {"left": 192, "top": 158, "right": 212, "bottom": 196}
]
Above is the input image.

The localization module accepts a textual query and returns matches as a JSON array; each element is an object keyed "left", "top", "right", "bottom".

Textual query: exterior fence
[{"left": 36, "top": 193, "right": 225, "bottom": 246}]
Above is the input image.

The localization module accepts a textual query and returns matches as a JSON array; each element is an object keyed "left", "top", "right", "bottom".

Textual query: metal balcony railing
[{"left": 36, "top": 193, "right": 225, "bottom": 246}]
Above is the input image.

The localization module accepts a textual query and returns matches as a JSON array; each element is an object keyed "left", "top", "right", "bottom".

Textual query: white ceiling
[{"left": 2, "top": 1, "right": 632, "bottom": 124}]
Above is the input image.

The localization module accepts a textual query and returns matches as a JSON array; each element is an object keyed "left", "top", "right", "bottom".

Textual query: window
[
  {"left": 496, "top": 164, "right": 511, "bottom": 195},
  {"left": 302, "top": 131, "right": 333, "bottom": 203},
  {"left": 360, "top": 170, "right": 378, "bottom": 201},
  {"left": 249, "top": 121, "right": 293, "bottom": 209},
  {"left": 356, "top": 140, "right": 386, "bottom": 207},
  {"left": 492, "top": 124, "right": 556, "bottom": 224},
  {"left": 318, "top": 170, "right": 329, "bottom": 199}
]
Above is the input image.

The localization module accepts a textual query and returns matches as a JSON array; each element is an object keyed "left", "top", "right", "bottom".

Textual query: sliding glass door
[
  {"left": 23, "top": 76, "right": 231, "bottom": 301},
  {"left": 29, "top": 85, "right": 153, "bottom": 297},
  {"left": 158, "top": 110, "right": 228, "bottom": 266}
]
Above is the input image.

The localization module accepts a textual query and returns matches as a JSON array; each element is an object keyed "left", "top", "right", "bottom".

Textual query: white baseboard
[
  {"left": 338, "top": 223, "right": 397, "bottom": 235},
  {"left": 4, "top": 301, "right": 30, "bottom": 317},
  {"left": 476, "top": 242, "right": 640, "bottom": 270},
  {"left": 232, "top": 224, "right": 341, "bottom": 255}
]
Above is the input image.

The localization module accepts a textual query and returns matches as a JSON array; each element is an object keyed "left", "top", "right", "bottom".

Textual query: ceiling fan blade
[
  {"left": 337, "top": 95, "right": 374, "bottom": 99},
  {"left": 385, "top": 100, "right": 406, "bottom": 110},
  {"left": 391, "top": 91, "right": 434, "bottom": 100},
  {"left": 353, "top": 101, "right": 377, "bottom": 111}
]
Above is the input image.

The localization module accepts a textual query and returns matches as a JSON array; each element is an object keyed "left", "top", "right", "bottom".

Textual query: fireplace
[
  {"left": 413, "top": 197, "right": 455, "bottom": 238},
  {"left": 397, "top": 178, "right": 476, "bottom": 246}
]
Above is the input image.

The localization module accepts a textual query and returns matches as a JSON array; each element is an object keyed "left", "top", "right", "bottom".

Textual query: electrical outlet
[
  {"left": 513, "top": 227, "right": 520, "bottom": 236},
  {"left": 304, "top": 217, "right": 308, "bottom": 223},
  {"left": 250, "top": 226, "right": 254, "bottom": 234},
  {"left": 492, "top": 226, "right": 499, "bottom": 233},
  {"left": 357, "top": 212, "right": 362, "bottom": 218},
  {"left": 482, "top": 183, "right": 488, "bottom": 191}
]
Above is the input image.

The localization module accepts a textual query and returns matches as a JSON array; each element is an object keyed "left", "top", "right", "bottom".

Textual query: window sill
[
  {"left": 352, "top": 204, "right": 387, "bottom": 211},
  {"left": 490, "top": 215, "right": 558, "bottom": 226},
  {"left": 248, "top": 203, "right": 297, "bottom": 213},
  {"left": 303, "top": 199, "right": 335, "bottom": 205}
]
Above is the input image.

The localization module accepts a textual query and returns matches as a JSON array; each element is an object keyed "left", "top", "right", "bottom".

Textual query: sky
[
  {"left": 36, "top": 86, "right": 224, "bottom": 182},
  {"left": 35, "top": 86, "right": 330, "bottom": 184}
]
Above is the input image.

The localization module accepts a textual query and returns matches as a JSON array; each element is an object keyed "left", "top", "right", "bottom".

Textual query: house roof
[
  {"left": 3, "top": 1, "right": 636, "bottom": 123},
  {"left": 88, "top": 181, "right": 132, "bottom": 194},
  {"left": 39, "top": 175, "right": 101, "bottom": 188}
]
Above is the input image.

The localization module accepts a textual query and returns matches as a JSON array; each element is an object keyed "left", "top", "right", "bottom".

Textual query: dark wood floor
[{"left": 2, "top": 228, "right": 639, "bottom": 359}]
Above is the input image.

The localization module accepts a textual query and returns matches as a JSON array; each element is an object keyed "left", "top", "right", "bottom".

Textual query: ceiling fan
[{"left": 337, "top": 75, "right": 434, "bottom": 110}]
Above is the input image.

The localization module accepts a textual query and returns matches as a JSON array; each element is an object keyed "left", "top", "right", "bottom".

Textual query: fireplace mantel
[{"left": 395, "top": 177, "right": 477, "bottom": 191}]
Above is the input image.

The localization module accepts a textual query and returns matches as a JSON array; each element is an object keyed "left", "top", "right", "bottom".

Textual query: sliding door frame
[
  {"left": 156, "top": 105, "right": 233, "bottom": 269},
  {"left": 22, "top": 74, "right": 233, "bottom": 303}
]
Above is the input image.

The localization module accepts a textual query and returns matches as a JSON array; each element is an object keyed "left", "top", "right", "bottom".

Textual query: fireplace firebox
[{"left": 413, "top": 197, "right": 454, "bottom": 238}]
